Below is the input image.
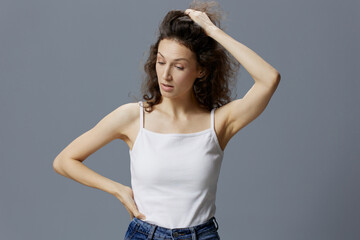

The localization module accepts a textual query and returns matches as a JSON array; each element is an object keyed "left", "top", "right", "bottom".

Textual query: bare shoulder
[
  {"left": 110, "top": 102, "right": 141, "bottom": 140},
  {"left": 112, "top": 102, "right": 139, "bottom": 122}
]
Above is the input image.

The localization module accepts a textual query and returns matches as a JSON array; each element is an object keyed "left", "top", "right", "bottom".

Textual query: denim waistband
[{"left": 130, "top": 216, "right": 219, "bottom": 239}]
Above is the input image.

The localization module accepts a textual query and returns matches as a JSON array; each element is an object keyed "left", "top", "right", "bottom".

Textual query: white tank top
[{"left": 129, "top": 101, "right": 224, "bottom": 228}]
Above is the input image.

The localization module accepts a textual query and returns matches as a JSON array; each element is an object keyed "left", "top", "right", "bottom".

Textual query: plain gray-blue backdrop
[{"left": 1, "top": 0, "right": 359, "bottom": 239}]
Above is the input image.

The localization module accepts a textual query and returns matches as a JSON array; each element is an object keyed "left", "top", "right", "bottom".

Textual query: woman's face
[{"left": 156, "top": 38, "right": 204, "bottom": 99}]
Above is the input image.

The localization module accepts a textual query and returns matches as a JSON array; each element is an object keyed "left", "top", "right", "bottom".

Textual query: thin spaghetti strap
[
  {"left": 139, "top": 101, "right": 143, "bottom": 129},
  {"left": 211, "top": 108, "right": 215, "bottom": 130}
]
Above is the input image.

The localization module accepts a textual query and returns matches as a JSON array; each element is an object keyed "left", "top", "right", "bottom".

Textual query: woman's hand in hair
[{"left": 184, "top": 8, "right": 219, "bottom": 36}]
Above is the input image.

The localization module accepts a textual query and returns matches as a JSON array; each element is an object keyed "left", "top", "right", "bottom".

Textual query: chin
[
  {"left": 160, "top": 92, "right": 178, "bottom": 99},
  {"left": 161, "top": 92, "right": 174, "bottom": 97}
]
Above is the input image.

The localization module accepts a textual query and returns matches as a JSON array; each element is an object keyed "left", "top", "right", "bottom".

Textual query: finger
[
  {"left": 184, "top": 9, "right": 193, "bottom": 15},
  {"left": 124, "top": 205, "right": 134, "bottom": 219},
  {"left": 134, "top": 210, "right": 146, "bottom": 220},
  {"left": 127, "top": 201, "right": 146, "bottom": 220}
]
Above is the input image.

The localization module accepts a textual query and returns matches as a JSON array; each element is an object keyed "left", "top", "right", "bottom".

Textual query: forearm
[
  {"left": 53, "top": 157, "right": 124, "bottom": 196},
  {"left": 208, "top": 26, "right": 280, "bottom": 86}
]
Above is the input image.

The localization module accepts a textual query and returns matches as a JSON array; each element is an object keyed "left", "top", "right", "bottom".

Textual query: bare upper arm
[
  {"left": 54, "top": 102, "right": 139, "bottom": 162},
  {"left": 217, "top": 76, "right": 280, "bottom": 148}
]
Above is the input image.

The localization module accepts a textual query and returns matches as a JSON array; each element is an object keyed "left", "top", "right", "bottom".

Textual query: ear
[{"left": 197, "top": 67, "right": 206, "bottom": 78}]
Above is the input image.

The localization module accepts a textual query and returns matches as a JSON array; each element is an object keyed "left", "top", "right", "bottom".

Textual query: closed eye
[{"left": 157, "top": 62, "right": 184, "bottom": 70}]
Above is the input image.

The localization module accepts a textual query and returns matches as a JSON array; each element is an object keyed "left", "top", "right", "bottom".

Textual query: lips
[
  {"left": 161, "top": 83, "right": 173, "bottom": 87},
  {"left": 160, "top": 83, "right": 174, "bottom": 92}
]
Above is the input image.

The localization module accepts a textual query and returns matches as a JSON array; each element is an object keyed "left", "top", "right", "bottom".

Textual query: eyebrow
[{"left": 157, "top": 52, "right": 189, "bottom": 62}]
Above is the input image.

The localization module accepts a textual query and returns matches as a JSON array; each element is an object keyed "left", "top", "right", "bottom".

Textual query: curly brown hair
[{"left": 141, "top": 0, "right": 240, "bottom": 112}]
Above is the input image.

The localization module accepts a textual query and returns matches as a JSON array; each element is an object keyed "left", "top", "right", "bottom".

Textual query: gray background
[{"left": 1, "top": 0, "right": 359, "bottom": 239}]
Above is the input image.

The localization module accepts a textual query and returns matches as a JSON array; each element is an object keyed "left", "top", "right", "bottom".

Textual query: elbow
[
  {"left": 276, "top": 72, "right": 281, "bottom": 82},
  {"left": 53, "top": 156, "right": 81, "bottom": 176},
  {"left": 270, "top": 72, "right": 281, "bottom": 88},
  {"left": 272, "top": 71, "right": 281, "bottom": 83},
  {"left": 261, "top": 72, "right": 280, "bottom": 89},
  {"left": 53, "top": 157, "right": 61, "bottom": 173},
  {"left": 53, "top": 157, "right": 65, "bottom": 175}
]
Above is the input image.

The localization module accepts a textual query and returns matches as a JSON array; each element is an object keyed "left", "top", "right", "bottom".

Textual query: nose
[{"left": 162, "top": 65, "right": 172, "bottom": 80}]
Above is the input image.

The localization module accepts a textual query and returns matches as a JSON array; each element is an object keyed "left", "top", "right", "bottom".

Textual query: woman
[{"left": 53, "top": 1, "right": 280, "bottom": 239}]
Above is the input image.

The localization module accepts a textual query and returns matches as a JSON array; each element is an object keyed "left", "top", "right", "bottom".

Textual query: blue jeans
[{"left": 124, "top": 216, "right": 220, "bottom": 240}]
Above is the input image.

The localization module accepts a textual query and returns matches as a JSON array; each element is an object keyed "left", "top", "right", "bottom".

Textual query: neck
[{"left": 159, "top": 91, "right": 201, "bottom": 119}]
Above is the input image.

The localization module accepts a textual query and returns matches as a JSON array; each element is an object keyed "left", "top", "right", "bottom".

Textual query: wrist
[
  {"left": 207, "top": 25, "right": 221, "bottom": 38},
  {"left": 110, "top": 181, "right": 127, "bottom": 197}
]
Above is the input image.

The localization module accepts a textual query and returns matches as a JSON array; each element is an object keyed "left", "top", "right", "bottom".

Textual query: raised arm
[
  {"left": 185, "top": 9, "right": 281, "bottom": 148},
  {"left": 53, "top": 102, "right": 146, "bottom": 220}
]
